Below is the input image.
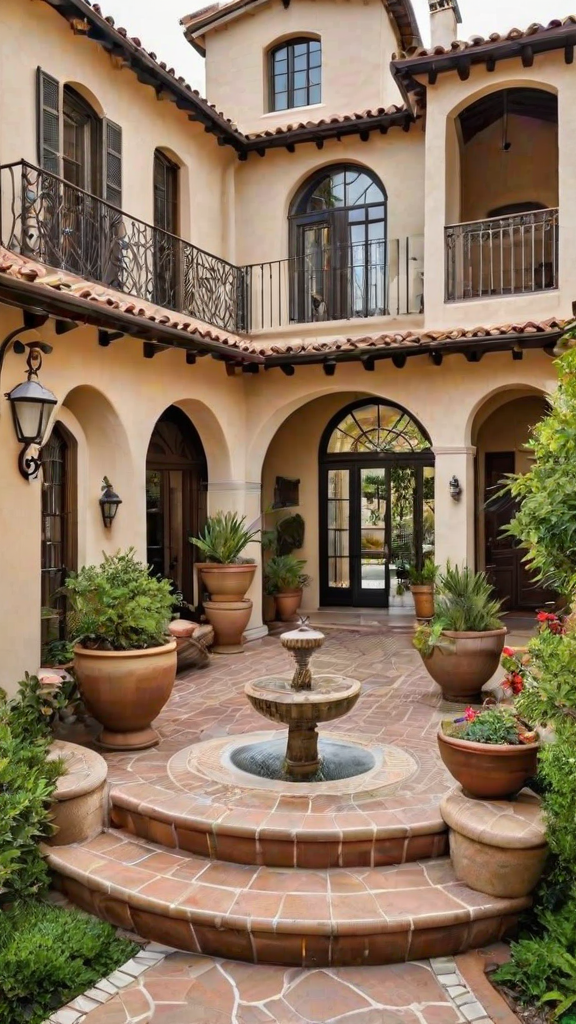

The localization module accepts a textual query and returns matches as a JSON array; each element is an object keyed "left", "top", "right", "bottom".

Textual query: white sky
[{"left": 99, "top": 0, "right": 572, "bottom": 94}]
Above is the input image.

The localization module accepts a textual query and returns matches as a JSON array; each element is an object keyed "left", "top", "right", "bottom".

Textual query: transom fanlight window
[{"left": 327, "top": 402, "right": 431, "bottom": 455}]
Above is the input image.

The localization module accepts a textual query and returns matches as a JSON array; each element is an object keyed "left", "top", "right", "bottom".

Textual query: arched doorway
[
  {"left": 319, "top": 400, "right": 434, "bottom": 607},
  {"left": 146, "top": 406, "right": 207, "bottom": 605},
  {"left": 289, "top": 164, "right": 387, "bottom": 322},
  {"left": 41, "top": 423, "right": 77, "bottom": 648}
]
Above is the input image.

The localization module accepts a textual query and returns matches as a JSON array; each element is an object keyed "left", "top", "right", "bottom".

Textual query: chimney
[{"left": 428, "top": 0, "right": 462, "bottom": 49}]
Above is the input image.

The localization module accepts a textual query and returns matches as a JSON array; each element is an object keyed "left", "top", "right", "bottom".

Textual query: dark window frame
[{"left": 269, "top": 37, "right": 322, "bottom": 112}]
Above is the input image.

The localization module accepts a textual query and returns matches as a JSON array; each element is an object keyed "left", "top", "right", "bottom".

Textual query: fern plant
[{"left": 190, "top": 511, "right": 260, "bottom": 564}]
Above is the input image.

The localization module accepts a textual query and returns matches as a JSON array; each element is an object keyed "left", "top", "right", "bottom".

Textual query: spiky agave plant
[
  {"left": 435, "top": 563, "right": 503, "bottom": 633},
  {"left": 190, "top": 511, "right": 261, "bottom": 564}
]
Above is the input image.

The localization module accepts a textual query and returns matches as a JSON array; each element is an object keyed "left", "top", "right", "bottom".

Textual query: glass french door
[{"left": 322, "top": 462, "right": 434, "bottom": 607}]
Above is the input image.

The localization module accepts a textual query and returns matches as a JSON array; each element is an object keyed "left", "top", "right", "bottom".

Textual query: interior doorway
[
  {"left": 319, "top": 400, "right": 434, "bottom": 607},
  {"left": 146, "top": 406, "right": 207, "bottom": 606},
  {"left": 41, "top": 423, "right": 77, "bottom": 646}
]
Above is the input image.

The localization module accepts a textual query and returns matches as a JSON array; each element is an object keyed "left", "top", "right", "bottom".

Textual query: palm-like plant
[
  {"left": 264, "top": 555, "right": 310, "bottom": 595},
  {"left": 435, "top": 563, "right": 503, "bottom": 633},
  {"left": 190, "top": 511, "right": 260, "bottom": 565}
]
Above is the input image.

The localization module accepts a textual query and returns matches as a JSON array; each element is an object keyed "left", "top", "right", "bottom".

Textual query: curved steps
[
  {"left": 47, "top": 828, "right": 528, "bottom": 967},
  {"left": 109, "top": 783, "right": 448, "bottom": 869}
]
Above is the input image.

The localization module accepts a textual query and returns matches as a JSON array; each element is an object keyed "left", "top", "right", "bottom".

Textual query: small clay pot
[
  {"left": 275, "top": 589, "right": 303, "bottom": 622},
  {"left": 421, "top": 628, "right": 507, "bottom": 703},
  {"left": 410, "top": 585, "right": 434, "bottom": 620},
  {"left": 204, "top": 599, "right": 253, "bottom": 653},
  {"left": 196, "top": 563, "right": 256, "bottom": 602},
  {"left": 438, "top": 727, "right": 539, "bottom": 799},
  {"left": 73, "top": 641, "right": 177, "bottom": 751}
]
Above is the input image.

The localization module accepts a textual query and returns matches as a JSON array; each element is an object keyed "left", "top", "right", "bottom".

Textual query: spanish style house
[{"left": 0, "top": 0, "right": 569, "bottom": 692}]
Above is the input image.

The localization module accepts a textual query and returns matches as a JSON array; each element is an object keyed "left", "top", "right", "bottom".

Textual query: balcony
[
  {"left": 0, "top": 161, "right": 423, "bottom": 336},
  {"left": 445, "top": 208, "right": 559, "bottom": 303}
]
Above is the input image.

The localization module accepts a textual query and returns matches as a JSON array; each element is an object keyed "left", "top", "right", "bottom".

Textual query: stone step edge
[
  {"left": 46, "top": 844, "right": 530, "bottom": 940},
  {"left": 109, "top": 784, "right": 446, "bottom": 842}
]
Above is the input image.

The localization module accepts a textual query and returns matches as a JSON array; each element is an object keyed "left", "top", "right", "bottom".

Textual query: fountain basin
[{"left": 245, "top": 674, "right": 361, "bottom": 726}]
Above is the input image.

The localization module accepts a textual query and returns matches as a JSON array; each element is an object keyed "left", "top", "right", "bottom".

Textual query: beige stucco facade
[{"left": 0, "top": 0, "right": 570, "bottom": 694}]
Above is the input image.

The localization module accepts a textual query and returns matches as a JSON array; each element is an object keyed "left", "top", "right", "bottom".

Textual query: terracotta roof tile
[
  {"left": 247, "top": 106, "right": 409, "bottom": 139},
  {"left": 394, "top": 14, "right": 576, "bottom": 60}
]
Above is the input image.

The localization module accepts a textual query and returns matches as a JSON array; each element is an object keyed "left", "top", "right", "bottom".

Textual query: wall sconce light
[
  {"left": 99, "top": 477, "right": 122, "bottom": 528},
  {"left": 449, "top": 475, "right": 462, "bottom": 501},
  {"left": 5, "top": 344, "right": 57, "bottom": 480}
]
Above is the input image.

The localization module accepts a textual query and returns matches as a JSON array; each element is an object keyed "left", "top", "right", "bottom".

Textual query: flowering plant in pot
[
  {"left": 264, "top": 555, "right": 311, "bottom": 622},
  {"left": 438, "top": 705, "right": 539, "bottom": 799},
  {"left": 65, "top": 549, "right": 176, "bottom": 750},
  {"left": 408, "top": 558, "right": 439, "bottom": 620},
  {"left": 413, "top": 563, "right": 506, "bottom": 703}
]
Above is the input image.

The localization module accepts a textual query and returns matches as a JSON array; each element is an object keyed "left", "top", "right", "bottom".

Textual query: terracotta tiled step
[
  {"left": 46, "top": 829, "right": 529, "bottom": 967},
  {"left": 109, "top": 783, "right": 448, "bottom": 868}
]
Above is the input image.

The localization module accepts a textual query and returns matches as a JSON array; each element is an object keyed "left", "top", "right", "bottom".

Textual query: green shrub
[
  {"left": 413, "top": 564, "right": 503, "bottom": 656},
  {"left": 65, "top": 549, "right": 174, "bottom": 650},
  {"left": 0, "top": 900, "right": 137, "bottom": 1024},
  {"left": 264, "top": 555, "right": 310, "bottom": 594},
  {"left": 190, "top": 511, "right": 260, "bottom": 564},
  {"left": 408, "top": 559, "right": 439, "bottom": 586},
  {"left": 460, "top": 707, "right": 521, "bottom": 745}
]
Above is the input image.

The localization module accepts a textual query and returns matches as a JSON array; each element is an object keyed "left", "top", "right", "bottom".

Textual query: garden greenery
[
  {"left": 413, "top": 564, "right": 503, "bottom": 656},
  {"left": 493, "top": 345, "right": 576, "bottom": 1018},
  {"left": 190, "top": 511, "right": 260, "bottom": 564},
  {"left": 264, "top": 554, "right": 310, "bottom": 595},
  {"left": 408, "top": 559, "right": 439, "bottom": 586},
  {"left": 66, "top": 549, "right": 174, "bottom": 650}
]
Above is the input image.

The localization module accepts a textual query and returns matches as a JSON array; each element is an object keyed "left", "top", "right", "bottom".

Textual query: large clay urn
[
  {"left": 275, "top": 589, "right": 302, "bottom": 622},
  {"left": 410, "top": 584, "right": 434, "bottom": 621},
  {"left": 204, "top": 599, "right": 253, "bottom": 654},
  {"left": 421, "top": 628, "right": 507, "bottom": 703},
  {"left": 196, "top": 563, "right": 256, "bottom": 602},
  {"left": 438, "top": 727, "right": 539, "bottom": 799},
  {"left": 73, "top": 640, "right": 177, "bottom": 751}
]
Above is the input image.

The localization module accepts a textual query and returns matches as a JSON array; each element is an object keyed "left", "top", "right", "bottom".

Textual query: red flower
[
  {"left": 502, "top": 647, "right": 514, "bottom": 657},
  {"left": 463, "top": 707, "right": 477, "bottom": 722}
]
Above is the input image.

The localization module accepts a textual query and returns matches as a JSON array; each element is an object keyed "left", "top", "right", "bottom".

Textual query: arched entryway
[
  {"left": 146, "top": 406, "right": 207, "bottom": 605},
  {"left": 41, "top": 422, "right": 77, "bottom": 648},
  {"left": 319, "top": 399, "right": 434, "bottom": 607}
]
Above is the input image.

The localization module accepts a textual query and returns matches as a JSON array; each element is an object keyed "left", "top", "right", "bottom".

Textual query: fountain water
[{"left": 232, "top": 622, "right": 373, "bottom": 781}]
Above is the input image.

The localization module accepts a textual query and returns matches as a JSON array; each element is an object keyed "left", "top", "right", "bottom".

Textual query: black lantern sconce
[
  {"left": 449, "top": 475, "right": 462, "bottom": 501},
  {"left": 99, "top": 477, "right": 122, "bottom": 528},
  {"left": 5, "top": 344, "right": 57, "bottom": 480}
]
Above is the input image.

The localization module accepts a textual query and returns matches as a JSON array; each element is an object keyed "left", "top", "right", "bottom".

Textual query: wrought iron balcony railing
[
  {"left": 0, "top": 161, "right": 423, "bottom": 334},
  {"left": 242, "top": 236, "right": 424, "bottom": 331},
  {"left": 445, "top": 208, "right": 559, "bottom": 303},
  {"left": 0, "top": 161, "right": 245, "bottom": 333}
]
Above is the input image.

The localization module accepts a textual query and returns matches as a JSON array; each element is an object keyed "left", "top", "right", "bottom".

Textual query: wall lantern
[
  {"left": 99, "top": 476, "right": 122, "bottom": 528},
  {"left": 5, "top": 345, "right": 57, "bottom": 480},
  {"left": 449, "top": 475, "right": 462, "bottom": 501}
]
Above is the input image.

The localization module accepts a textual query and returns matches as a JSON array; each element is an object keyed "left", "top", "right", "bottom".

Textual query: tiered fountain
[{"left": 233, "top": 621, "right": 374, "bottom": 781}]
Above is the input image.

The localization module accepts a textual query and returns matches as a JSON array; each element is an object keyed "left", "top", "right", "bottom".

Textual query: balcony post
[{"left": 433, "top": 445, "right": 476, "bottom": 570}]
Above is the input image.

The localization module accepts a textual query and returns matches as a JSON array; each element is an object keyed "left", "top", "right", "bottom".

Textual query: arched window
[
  {"left": 269, "top": 38, "right": 321, "bottom": 112},
  {"left": 63, "top": 86, "right": 101, "bottom": 193},
  {"left": 319, "top": 400, "right": 434, "bottom": 608},
  {"left": 290, "top": 165, "right": 387, "bottom": 322}
]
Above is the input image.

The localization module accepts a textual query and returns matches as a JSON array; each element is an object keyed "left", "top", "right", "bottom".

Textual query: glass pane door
[
  {"left": 356, "top": 467, "right": 389, "bottom": 606},
  {"left": 326, "top": 468, "right": 350, "bottom": 593}
]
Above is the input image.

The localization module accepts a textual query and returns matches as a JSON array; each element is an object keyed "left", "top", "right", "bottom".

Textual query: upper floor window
[{"left": 270, "top": 38, "right": 321, "bottom": 112}]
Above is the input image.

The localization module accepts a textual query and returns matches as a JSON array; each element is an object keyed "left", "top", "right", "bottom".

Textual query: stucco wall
[
  {"left": 202, "top": 0, "right": 404, "bottom": 136},
  {"left": 0, "top": 0, "right": 234, "bottom": 258}
]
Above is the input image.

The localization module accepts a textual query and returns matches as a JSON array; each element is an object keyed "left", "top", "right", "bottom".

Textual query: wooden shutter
[
  {"left": 102, "top": 119, "right": 122, "bottom": 207},
  {"left": 36, "top": 68, "right": 60, "bottom": 173}
]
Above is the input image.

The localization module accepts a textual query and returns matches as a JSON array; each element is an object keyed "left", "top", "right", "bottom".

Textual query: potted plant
[
  {"left": 408, "top": 559, "right": 438, "bottom": 620},
  {"left": 413, "top": 563, "right": 506, "bottom": 703},
  {"left": 66, "top": 549, "right": 176, "bottom": 750},
  {"left": 264, "top": 555, "right": 311, "bottom": 622},
  {"left": 438, "top": 705, "right": 539, "bottom": 799},
  {"left": 190, "top": 512, "right": 261, "bottom": 653},
  {"left": 190, "top": 511, "right": 260, "bottom": 601}
]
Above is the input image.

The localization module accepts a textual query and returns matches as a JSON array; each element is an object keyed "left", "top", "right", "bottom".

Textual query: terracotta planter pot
[
  {"left": 73, "top": 640, "right": 177, "bottom": 751},
  {"left": 421, "top": 628, "right": 507, "bottom": 703},
  {"left": 204, "top": 599, "right": 252, "bottom": 653},
  {"left": 410, "top": 584, "right": 434, "bottom": 620},
  {"left": 197, "top": 563, "right": 256, "bottom": 602},
  {"left": 275, "top": 589, "right": 303, "bottom": 622},
  {"left": 438, "top": 727, "right": 539, "bottom": 799}
]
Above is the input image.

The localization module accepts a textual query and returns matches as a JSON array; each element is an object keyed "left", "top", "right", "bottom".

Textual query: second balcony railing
[{"left": 445, "top": 208, "right": 559, "bottom": 303}]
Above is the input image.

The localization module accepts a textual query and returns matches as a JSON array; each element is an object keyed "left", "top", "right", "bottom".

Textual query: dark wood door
[
  {"left": 484, "top": 451, "right": 553, "bottom": 610},
  {"left": 41, "top": 425, "right": 77, "bottom": 645},
  {"left": 153, "top": 150, "right": 179, "bottom": 308}
]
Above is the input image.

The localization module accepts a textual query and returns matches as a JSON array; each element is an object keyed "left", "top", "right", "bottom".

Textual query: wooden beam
[
  {"left": 465, "top": 350, "right": 484, "bottom": 363},
  {"left": 98, "top": 329, "right": 123, "bottom": 347},
  {"left": 429, "top": 351, "right": 443, "bottom": 366},
  {"left": 143, "top": 341, "right": 169, "bottom": 358},
  {"left": 521, "top": 46, "right": 534, "bottom": 68},
  {"left": 186, "top": 351, "right": 197, "bottom": 365},
  {"left": 457, "top": 59, "right": 471, "bottom": 81},
  {"left": 280, "top": 364, "right": 295, "bottom": 376},
  {"left": 428, "top": 69, "right": 438, "bottom": 85},
  {"left": 392, "top": 353, "right": 407, "bottom": 369},
  {"left": 54, "top": 319, "right": 79, "bottom": 335},
  {"left": 565, "top": 42, "right": 574, "bottom": 64},
  {"left": 323, "top": 360, "right": 337, "bottom": 376},
  {"left": 361, "top": 355, "right": 375, "bottom": 371},
  {"left": 486, "top": 56, "right": 496, "bottom": 71}
]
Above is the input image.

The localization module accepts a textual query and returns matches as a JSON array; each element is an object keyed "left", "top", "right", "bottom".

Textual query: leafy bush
[
  {"left": 0, "top": 900, "right": 136, "bottom": 1024},
  {"left": 0, "top": 676, "right": 67, "bottom": 901},
  {"left": 190, "top": 511, "right": 260, "bottom": 564},
  {"left": 41, "top": 638, "right": 75, "bottom": 666},
  {"left": 264, "top": 555, "right": 310, "bottom": 594},
  {"left": 262, "top": 514, "right": 305, "bottom": 556},
  {"left": 413, "top": 564, "right": 503, "bottom": 656},
  {"left": 460, "top": 706, "right": 522, "bottom": 745},
  {"left": 66, "top": 549, "right": 174, "bottom": 650},
  {"left": 408, "top": 559, "right": 439, "bottom": 586}
]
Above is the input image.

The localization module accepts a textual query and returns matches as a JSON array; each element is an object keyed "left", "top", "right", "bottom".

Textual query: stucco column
[
  {"left": 433, "top": 446, "right": 476, "bottom": 570},
  {"left": 206, "top": 480, "right": 267, "bottom": 641}
]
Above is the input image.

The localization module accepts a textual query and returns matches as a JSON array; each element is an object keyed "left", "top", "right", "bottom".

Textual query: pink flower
[{"left": 463, "top": 707, "right": 477, "bottom": 722}]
